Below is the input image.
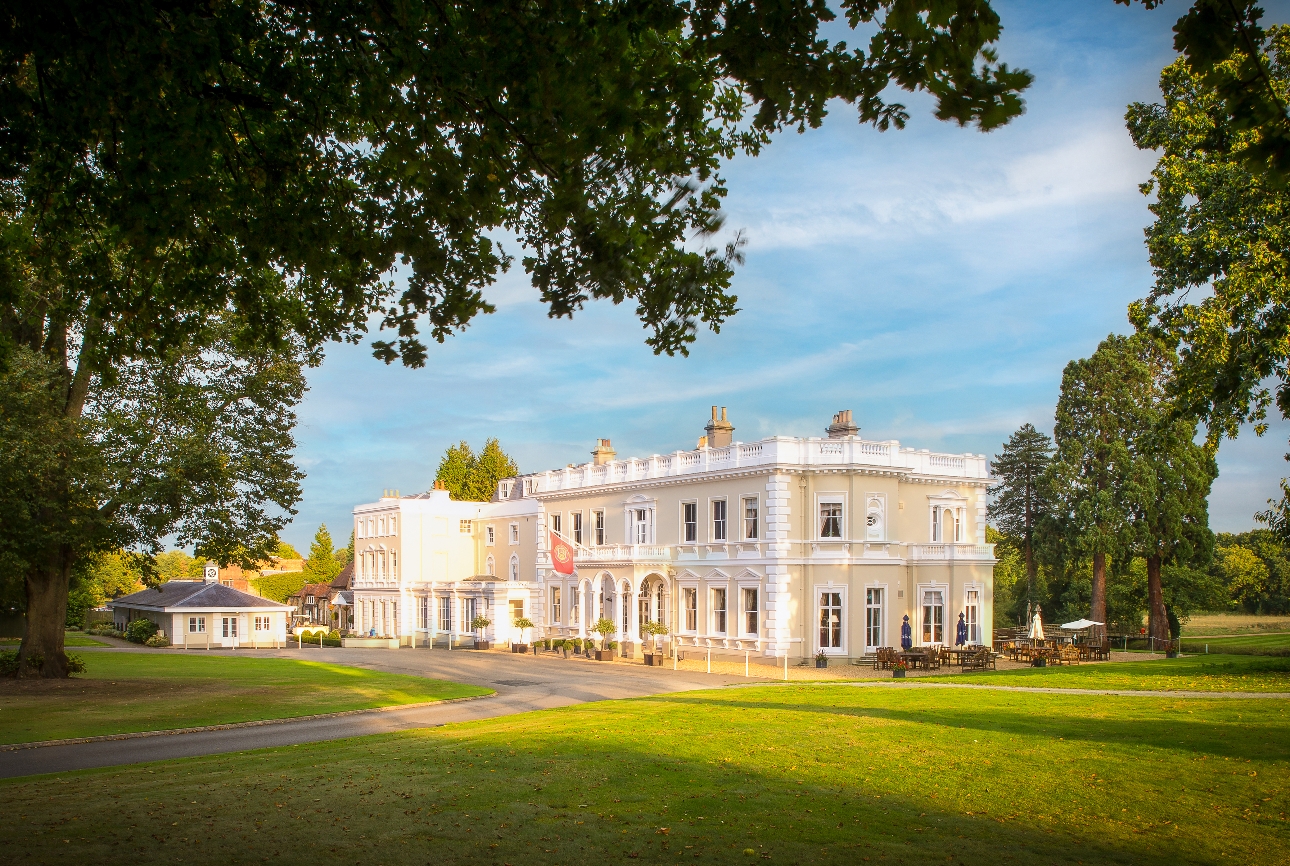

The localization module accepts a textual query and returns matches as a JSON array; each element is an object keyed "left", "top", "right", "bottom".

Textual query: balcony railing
[
  {"left": 514, "top": 436, "right": 989, "bottom": 496},
  {"left": 908, "top": 543, "right": 995, "bottom": 561}
]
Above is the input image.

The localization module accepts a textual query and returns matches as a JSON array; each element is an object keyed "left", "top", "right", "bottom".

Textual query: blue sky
[{"left": 281, "top": 1, "right": 1290, "bottom": 553}]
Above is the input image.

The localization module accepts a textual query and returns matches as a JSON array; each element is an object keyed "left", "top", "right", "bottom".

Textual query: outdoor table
[{"left": 897, "top": 650, "right": 928, "bottom": 670}]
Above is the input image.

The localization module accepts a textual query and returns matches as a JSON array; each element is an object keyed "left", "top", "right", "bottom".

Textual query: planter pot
[
  {"left": 1032, "top": 657, "right": 1047, "bottom": 668},
  {"left": 595, "top": 650, "right": 614, "bottom": 661},
  {"left": 512, "top": 644, "right": 529, "bottom": 654},
  {"left": 474, "top": 639, "right": 491, "bottom": 650},
  {"left": 562, "top": 648, "right": 570, "bottom": 658},
  {"left": 1166, "top": 650, "right": 1179, "bottom": 659},
  {"left": 815, "top": 659, "right": 828, "bottom": 669},
  {"left": 643, "top": 653, "right": 665, "bottom": 666},
  {"left": 892, "top": 669, "right": 906, "bottom": 679}
]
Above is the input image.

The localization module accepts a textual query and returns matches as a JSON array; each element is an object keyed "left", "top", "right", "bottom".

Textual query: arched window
[
  {"left": 509, "top": 555, "right": 519, "bottom": 581},
  {"left": 486, "top": 555, "right": 495, "bottom": 576}
]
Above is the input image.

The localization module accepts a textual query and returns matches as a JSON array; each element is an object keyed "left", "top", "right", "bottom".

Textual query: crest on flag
[{"left": 549, "top": 531, "right": 575, "bottom": 575}]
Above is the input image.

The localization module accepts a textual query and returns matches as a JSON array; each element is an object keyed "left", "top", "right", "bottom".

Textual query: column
[{"left": 627, "top": 577, "right": 640, "bottom": 654}]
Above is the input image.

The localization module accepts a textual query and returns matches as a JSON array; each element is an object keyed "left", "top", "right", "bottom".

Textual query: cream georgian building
[{"left": 350, "top": 408, "right": 996, "bottom": 662}]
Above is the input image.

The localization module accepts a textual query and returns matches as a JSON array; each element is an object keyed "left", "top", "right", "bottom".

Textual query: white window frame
[
  {"left": 864, "top": 584, "right": 887, "bottom": 652},
  {"left": 918, "top": 584, "right": 948, "bottom": 646},
  {"left": 509, "top": 554, "right": 519, "bottom": 581},
  {"left": 710, "top": 498, "right": 728, "bottom": 542},
  {"left": 551, "top": 586, "right": 562, "bottom": 625},
  {"left": 390, "top": 515, "right": 397, "bottom": 535},
  {"left": 739, "top": 585, "right": 760, "bottom": 637},
  {"left": 816, "top": 494, "right": 846, "bottom": 540},
  {"left": 816, "top": 585, "right": 847, "bottom": 655},
  {"left": 509, "top": 523, "right": 520, "bottom": 544},
  {"left": 188, "top": 616, "right": 206, "bottom": 634},
  {"left": 390, "top": 550, "right": 398, "bottom": 579},
  {"left": 963, "top": 584, "right": 983, "bottom": 645},
  {"left": 439, "top": 596, "right": 452, "bottom": 632},
  {"left": 593, "top": 510, "right": 605, "bottom": 545},
  {"left": 572, "top": 512, "right": 583, "bottom": 546},
  {"left": 681, "top": 585, "right": 698, "bottom": 633},
  {"left": 486, "top": 525, "right": 495, "bottom": 545},
  {"left": 681, "top": 501, "right": 698, "bottom": 543},
  {"left": 742, "top": 496, "right": 759, "bottom": 541},
  {"left": 710, "top": 586, "right": 728, "bottom": 634},
  {"left": 485, "top": 555, "right": 495, "bottom": 576},
  {"left": 549, "top": 513, "right": 561, "bottom": 536},
  {"left": 459, "top": 519, "right": 473, "bottom": 534}
]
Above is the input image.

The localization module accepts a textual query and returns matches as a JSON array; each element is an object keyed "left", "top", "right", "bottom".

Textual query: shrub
[
  {"left": 144, "top": 633, "right": 171, "bottom": 648},
  {"left": 66, "top": 654, "right": 86, "bottom": 673},
  {"left": 125, "top": 619, "right": 159, "bottom": 644},
  {"left": 605, "top": 640, "right": 618, "bottom": 651},
  {"left": 0, "top": 651, "right": 18, "bottom": 677},
  {"left": 570, "top": 638, "right": 582, "bottom": 651}
]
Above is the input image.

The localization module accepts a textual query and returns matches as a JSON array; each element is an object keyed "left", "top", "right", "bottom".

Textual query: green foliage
[
  {"left": 471, "top": 615, "right": 491, "bottom": 632},
  {"left": 0, "top": 651, "right": 18, "bottom": 677},
  {"left": 301, "top": 524, "right": 342, "bottom": 584},
  {"left": 276, "top": 541, "right": 302, "bottom": 560},
  {"left": 435, "top": 439, "right": 521, "bottom": 501},
  {"left": 251, "top": 573, "right": 308, "bottom": 605},
  {"left": 124, "top": 619, "right": 158, "bottom": 645},
  {"left": 153, "top": 551, "right": 202, "bottom": 584},
  {"left": 144, "top": 633, "right": 171, "bottom": 648},
  {"left": 66, "top": 551, "right": 143, "bottom": 628},
  {"left": 1126, "top": 31, "right": 1290, "bottom": 537},
  {"left": 1212, "top": 531, "right": 1290, "bottom": 613}
]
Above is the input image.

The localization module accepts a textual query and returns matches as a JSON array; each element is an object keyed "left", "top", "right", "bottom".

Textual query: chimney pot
[
  {"left": 826, "top": 409, "right": 860, "bottom": 439},
  {"left": 704, "top": 406, "right": 735, "bottom": 448},
  {"left": 591, "top": 438, "right": 617, "bottom": 465}
]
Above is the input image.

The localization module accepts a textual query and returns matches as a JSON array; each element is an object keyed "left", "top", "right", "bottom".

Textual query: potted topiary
[
  {"left": 891, "top": 658, "right": 908, "bottom": 679},
  {"left": 512, "top": 617, "right": 534, "bottom": 653},
  {"left": 815, "top": 650, "right": 828, "bottom": 669},
  {"left": 561, "top": 639, "right": 571, "bottom": 658},
  {"left": 471, "top": 615, "right": 492, "bottom": 650},
  {"left": 643, "top": 620, "right": 669, "bottom": 666},
  {"left": 592, "top": 617, "right": 616, "bottom": 660}
]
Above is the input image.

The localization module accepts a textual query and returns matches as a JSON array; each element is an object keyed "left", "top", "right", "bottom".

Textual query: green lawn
[
  {"left": 1179, "top": 633, "right": 1290, "bottom": 656},
  {"left": 0, "top": 652, "right": 489, "bottom": 744},
  {"left": 929, "top": 652, "right": 1290, "bottom": 692},
  {"left": 0, "top": 632, "right": 107, "bottom": 648},
  {"left": 1, "top": 684, "right": 1285, "bottom": 865}
]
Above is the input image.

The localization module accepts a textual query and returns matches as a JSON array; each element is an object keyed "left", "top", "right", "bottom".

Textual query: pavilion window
[{"left": 188, "top": 616, "right": 205, "bottom": 634}]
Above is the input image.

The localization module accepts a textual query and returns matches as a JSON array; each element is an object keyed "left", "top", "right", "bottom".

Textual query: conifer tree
[
  {"left": 435, "top": 442, "right": 477, "bottom": 501},
  {"left": 471, "top": 439, "right": 521, "bottom": 502},
  {"left": 303, "top": 524, "right": 342, "bottom": 584},
  {"left": 988, "top": 424, "right": 1054, "bottom": 615}
]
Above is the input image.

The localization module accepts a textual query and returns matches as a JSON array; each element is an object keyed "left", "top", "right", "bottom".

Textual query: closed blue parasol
[
  {"left": 956, "top": 612, "right": 968, "bottom": 646},
  {"left": 900, "top": 615, "right": 912, "bottom": 650}
]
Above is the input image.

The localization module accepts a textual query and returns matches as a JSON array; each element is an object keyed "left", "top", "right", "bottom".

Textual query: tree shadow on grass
[{"left": 639, "top": 692, "right": 1290, "bottom": 762}]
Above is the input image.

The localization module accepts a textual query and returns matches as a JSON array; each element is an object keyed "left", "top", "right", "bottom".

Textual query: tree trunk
[
  {"left": 1024, "top": 537, "right": 1036, "bottom": 611},
  {"left": 19, "top": 552, "right": 72, "bottom": 678},
  {"left": 1090, "top": 550, "right": 1107, "bottom": 627},
  {"left": 1146, "top": 554, "right": 1169, "bottom": 644}
]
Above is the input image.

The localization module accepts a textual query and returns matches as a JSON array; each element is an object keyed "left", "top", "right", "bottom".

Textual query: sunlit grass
[
  {"left": 3, "top": 684, "right": 1285, "bottom": 865},
  {"left": 0, "top": 652, "right": 489, "bottom": 743}
]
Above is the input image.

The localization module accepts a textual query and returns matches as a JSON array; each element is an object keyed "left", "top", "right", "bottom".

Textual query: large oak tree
[{"left": 1, "top": 0, "right": 1033, "bottom": 675}]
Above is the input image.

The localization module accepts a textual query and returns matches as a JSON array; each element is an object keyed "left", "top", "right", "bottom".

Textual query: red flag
[{"left": 549, "top": 531, "right": 575, "bottom": 575}]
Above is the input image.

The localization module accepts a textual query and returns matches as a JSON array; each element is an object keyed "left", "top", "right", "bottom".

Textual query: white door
[{"left": 222, "top": 616, "right": 238, "bottom": 646}]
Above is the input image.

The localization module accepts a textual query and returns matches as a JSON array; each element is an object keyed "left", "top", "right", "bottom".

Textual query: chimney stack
[
  {"left": 826, "top": 409, "right": 859, "bottom": 439},
  {"left": 591, "top": 438, "right": 617, "bottom": 465},
  {"left": 704, "top": 406, "right": 734, "bottom": 448}
]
